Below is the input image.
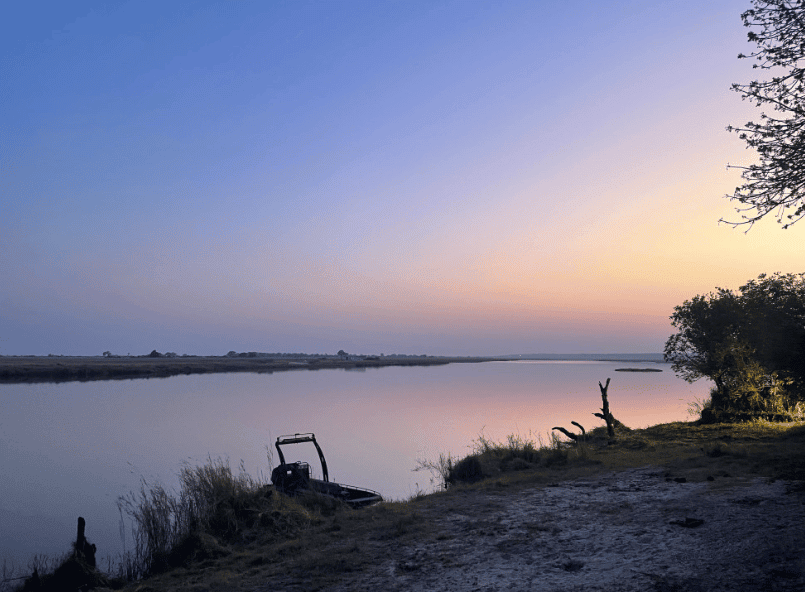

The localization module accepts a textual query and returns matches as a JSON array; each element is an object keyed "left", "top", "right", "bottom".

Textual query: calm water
[{"left": 0, "top": 361, "right": 709, "bottom": 567}]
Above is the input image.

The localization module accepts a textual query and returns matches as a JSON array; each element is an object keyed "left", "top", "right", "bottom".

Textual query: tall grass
[{"left": 118, "top": 456, "right": 311, "bottom": 577}]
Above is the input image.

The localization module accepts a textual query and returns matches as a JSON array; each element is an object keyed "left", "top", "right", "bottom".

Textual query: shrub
[
  {"left": 696, "top": 383, "right": 805, "bottom": 424},
  {"left": 448, "top": 455, "right": 485, "bottom": 484}
]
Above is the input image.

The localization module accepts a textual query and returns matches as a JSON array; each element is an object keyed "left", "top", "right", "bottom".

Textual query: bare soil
[{"left": 321, "top": 467, "right": 805, "bottom": 592}]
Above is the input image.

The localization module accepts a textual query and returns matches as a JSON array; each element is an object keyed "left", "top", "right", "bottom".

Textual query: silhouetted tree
[
  {"left": 725, "top": 1, "right": 805, "bottom": 228},
  {"left": 738, "top": 272, "right": 805, "bottom": 387},
  {"left": 664, "top": 288, "right": 747, "bottom": 394}
]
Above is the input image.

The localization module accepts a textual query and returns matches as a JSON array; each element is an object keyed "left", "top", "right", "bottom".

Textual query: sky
[{"left": 2, "top": 0, "right": 803, "bottom": 357}]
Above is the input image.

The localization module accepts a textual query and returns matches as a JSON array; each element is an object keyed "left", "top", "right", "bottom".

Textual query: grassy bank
[
  {"left": 5, "top": 418, "right": 803, "bottom": 592},
  {"left": 426, "top": 420, "right": 805, "bottom": 489},
  {"left": 0, "top": 355, "right": 498, "bottom": 384}
]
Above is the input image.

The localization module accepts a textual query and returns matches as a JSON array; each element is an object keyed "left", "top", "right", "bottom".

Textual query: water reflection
[{"left": 0, "top": 361, "right": 709, "bottom": 567}]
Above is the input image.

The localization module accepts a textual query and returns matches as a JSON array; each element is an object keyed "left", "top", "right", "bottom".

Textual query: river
[{"left": 0, "top": 360, "right": 710, "bottom": 569}]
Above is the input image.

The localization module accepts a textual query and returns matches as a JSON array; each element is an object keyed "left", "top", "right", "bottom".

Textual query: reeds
[{"left": 118, "top": 456, "right": 311, "bottom": 577}]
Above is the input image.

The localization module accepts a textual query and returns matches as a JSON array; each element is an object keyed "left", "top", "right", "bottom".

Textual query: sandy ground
[{"left": 315, "top": 467, "right": 805, "bottom": 592}]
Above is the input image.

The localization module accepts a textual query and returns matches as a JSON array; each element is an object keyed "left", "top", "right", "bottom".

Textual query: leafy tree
[
  {"left": 664, "top": 288, "right": 748, "bottom": 394},
  {"left": 665, "top": 273, "right": 805, "bottom": 421},
  {"left": 724, "top": 1, "right": 805, "bottom": 229},
  {"left": 738, "top": 272, "right": 805, "bottom": 387}
]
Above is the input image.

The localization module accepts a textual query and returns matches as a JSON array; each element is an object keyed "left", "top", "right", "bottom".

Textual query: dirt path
[{"left": 321, "top": 467, "right": 804, "bottom": 592}]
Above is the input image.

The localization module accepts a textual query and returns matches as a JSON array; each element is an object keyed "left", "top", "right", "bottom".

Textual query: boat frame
[{"left": 271, "top": 433, "right": 382, "bottom": 508}]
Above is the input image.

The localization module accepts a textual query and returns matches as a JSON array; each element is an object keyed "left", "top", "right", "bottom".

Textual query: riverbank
[
  {"left": 0, "top": 355, "right": 499, "bottom": 384},
  {"left": 8, "top": 419, "right": 802, "bottom": 592},
  {"left": 129, "top": 420, "right": 805, "bottom": 592}
]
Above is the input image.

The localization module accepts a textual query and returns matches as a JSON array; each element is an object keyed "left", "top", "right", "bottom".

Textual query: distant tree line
[{"left": 665, "top": 272, "right": 805, "bottom": 422}]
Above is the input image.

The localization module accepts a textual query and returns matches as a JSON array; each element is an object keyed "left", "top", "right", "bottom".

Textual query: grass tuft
[
  {"left": 117, "top": 457, "right": 316, "bottom": 578},
  {"left": 416, "top": 430, "right": 602, "bottom": 490}
]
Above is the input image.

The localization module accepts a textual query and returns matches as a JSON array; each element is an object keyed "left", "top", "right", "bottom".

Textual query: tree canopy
[
  {"left": 665, "top": 272, "right": 805, "bottom": 421},
  {"left": 725, "top": 1, "right": 805, "bottom": 229}
]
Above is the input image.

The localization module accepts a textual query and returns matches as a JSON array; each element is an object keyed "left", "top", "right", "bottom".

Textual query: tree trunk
[
  {"left": 599, "top": 378, "right": 615, "bottom": 439},
  {"left": 75, "top": 516, "right": 97, "bottom": 567}
]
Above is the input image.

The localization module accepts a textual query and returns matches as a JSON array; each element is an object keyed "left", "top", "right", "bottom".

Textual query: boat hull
[{"left": 271, "top": 461, "right": 382, "bottom": 508}]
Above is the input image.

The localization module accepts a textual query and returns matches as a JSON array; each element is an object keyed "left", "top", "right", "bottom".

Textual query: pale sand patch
[{"left": 330, "top": 467, "right": 805, "bottom": 592}]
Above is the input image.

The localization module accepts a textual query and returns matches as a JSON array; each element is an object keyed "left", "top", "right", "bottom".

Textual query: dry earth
[{"left": 277, "top": 467, "right": 805, "bottom": 592}]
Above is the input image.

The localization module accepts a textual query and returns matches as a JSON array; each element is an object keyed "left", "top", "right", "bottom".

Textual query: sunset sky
[{"left": 2, "top": 0, "right": 803, "bottom": 357}]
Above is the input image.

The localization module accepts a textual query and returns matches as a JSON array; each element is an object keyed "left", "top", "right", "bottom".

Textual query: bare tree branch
[{"left": 724, "top": 0, "right": 805, "bottom": 229}]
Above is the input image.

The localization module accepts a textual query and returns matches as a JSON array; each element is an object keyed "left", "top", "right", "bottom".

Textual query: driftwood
[
  {"left": 593, "top": 378, "right": 615, "bottom": 439},
  {"left": 552, "top": 421, "right": 586, "bottom": 441},
  {"left": 554, "top": 378, "right": 625, "bottom": 443}
]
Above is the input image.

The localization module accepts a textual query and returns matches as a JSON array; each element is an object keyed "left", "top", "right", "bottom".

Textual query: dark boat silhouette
[{"left": 270, "top": 433, "right": 382, "bottom": 508}]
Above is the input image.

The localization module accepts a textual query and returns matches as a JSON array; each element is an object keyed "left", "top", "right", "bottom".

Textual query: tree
[
  {"left": 738, "top": 272, "right": 805, "bottom": 387},
  {"left": 724, "top": 1, "right": 805, "bottom": 229},
  {"left": 665, "top": 273, "right": 805, "bottom": 421},
  {"left": 664, "top": 288, "right": 748, "bottom": 394}
]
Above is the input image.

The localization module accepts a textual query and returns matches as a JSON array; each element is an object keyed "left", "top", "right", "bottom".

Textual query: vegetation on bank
[
  {"left": 665, "top": 272, "right": 805, "bottom": 423},
  {"left": 4, "top": 413, "right": 804, "bottom": 592},
  {"left": 0, "top": 355, "right": 495, "bottom": 384},
  {"left": 1, "top": 457, "right": 339, "bottom": 591}
]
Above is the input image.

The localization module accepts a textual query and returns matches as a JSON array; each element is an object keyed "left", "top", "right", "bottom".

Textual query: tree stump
[
  {"left": 595, "top": 378, "right": 615, "bottom": 440},
  {"left": 74, "top": 516, "right": 97, "bottom": 568}
]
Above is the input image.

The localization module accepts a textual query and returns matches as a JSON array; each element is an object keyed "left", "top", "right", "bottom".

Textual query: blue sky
[{"left": 2, "top": 0, "right": 803, "bottom": 356}]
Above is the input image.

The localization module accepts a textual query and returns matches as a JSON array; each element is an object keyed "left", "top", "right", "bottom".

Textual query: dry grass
[
  {"left": 117, "top": 457, "right": 319, "bottom": 579},
  {"left": 122, "top": 496, "right": 434, "bottom": 591},
  {"left": 415, "top": 419, "right": 805, "bottom": 494}
]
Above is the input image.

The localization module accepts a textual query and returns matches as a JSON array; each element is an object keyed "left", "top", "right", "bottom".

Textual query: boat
[{"left": 270, "top": 433, "right": 383, "bottom": 508}]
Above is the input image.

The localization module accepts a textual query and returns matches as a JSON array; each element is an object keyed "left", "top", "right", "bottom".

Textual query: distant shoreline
[{"left": 0, "top": 355, "right": 503, "bottom": 384}]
